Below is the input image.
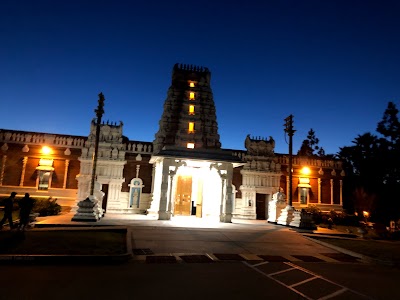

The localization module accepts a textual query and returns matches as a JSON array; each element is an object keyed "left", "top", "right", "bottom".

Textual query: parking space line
[
  {"left": 244, "top": 260, "right": 374, "bottom": 300},
  {"left": 290, "top": 276, "right": 318, "bottom": 288},
  {"left": 268, "top": 267, "right": 296, "bottom": 276},
  {"left": 318, "top": 288, "right": 347, "bottom": 300},
  {"left": 243, "top": 261, "right": 314, "bottom": 300}
]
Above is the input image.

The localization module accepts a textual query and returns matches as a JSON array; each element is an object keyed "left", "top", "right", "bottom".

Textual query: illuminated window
[
  {"left": 299, "top": 187, "right": 308, "bottom": 204},
  {"left": 189, "top": 92, "right": 195, "bottom": 100},
  {"left": 38, "top": 170, "right": 52, "bottom": 190},
  {"left": 36, "top": 159, "right": 54, "bottom": 190},
  {"left": 189, "top": 82, "right": 195, "bottom": 87},
  {"left": 189, "top": 105, "right": 195, "bottom": 115},
  {"left": 188, "top": 122, "right": 195, "bottom": 133},
  {"left": 187, "top": 143, "right": 195, "bottom": 149}
]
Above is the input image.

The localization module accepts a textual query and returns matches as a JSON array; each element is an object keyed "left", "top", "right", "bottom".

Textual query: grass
[{"left": 0, "top": 228, "right": 128, "bottom": 255}]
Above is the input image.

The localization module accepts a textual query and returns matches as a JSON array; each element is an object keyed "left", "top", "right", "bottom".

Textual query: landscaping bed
[{"left": 0, "top": 228, "right": 128, "bottom": 255}]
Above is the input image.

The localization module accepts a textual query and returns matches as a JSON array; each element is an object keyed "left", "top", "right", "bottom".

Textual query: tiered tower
[{"left": 153, "top": 63, "right": 221, "bottom": 153}]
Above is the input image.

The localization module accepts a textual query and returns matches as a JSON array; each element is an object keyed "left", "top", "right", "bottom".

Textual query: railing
[{"left": 0, "top": 130, "right": 86, "bottom": 148}]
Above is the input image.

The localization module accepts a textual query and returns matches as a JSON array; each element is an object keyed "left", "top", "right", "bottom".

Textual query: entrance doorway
[
  {"left": 256, "top": 193, "right": 267, "bottom": 220},
  {"left": 174, "top": 175, "right": 192, "bottom": 216}
]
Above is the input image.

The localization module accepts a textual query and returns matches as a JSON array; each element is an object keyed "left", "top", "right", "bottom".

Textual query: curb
[{"left": 0, "top": 253, "right": 132, "bottom": 265}]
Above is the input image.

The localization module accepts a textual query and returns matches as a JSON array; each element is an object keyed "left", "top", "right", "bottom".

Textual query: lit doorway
[{"left": 174, "top": 175, "right": 192, "bottom": 216}]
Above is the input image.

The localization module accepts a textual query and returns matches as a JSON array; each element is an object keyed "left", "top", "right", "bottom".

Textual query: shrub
[
  {"left": 32, "top": 197, "right": 61, "bottom": 216},
  {"left": 303, "top": 205, "right": 323, "bottom": 224}
]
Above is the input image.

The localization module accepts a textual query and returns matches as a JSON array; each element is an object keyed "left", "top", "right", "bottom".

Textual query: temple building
[{"left": 0, "top": 64, "right": 344, "bottom": 222}]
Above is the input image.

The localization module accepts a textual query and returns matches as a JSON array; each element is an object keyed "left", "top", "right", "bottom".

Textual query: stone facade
[{"left": 0, "top": 64, "right": 345, "bottom": 222}]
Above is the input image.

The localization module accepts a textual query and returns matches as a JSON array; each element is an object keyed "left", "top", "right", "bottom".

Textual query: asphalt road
[
  {"left": 0, "top": 260, "right": 398, "bottom": 300},
  {"left": 3, "top": 214, "right": 399, "bottom": 300}
]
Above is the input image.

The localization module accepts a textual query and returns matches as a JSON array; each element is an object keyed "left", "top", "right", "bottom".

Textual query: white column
[
  {"left": 20, "top": 156, "right": 28, "bottom": 186},
  {"left": 286, "top": 175, "right": 289, "bottom": 197},
  {"left": 318, "top": 178, "right": 321, "bottom": 204},
  {"left": 63, "top": 159, "right": 70, "bottom": 189},
  {"left": 221, "top": 163, "right": 233, "bottom": 223},
  {"left": 330, "top": 179, "right": 334, "bottom": 205},
  {"left": 158, "top": 159, "right": 172, "bottom": 220},
  {"left": 167, "top": 171, "right": 175, "bottom": 214}
]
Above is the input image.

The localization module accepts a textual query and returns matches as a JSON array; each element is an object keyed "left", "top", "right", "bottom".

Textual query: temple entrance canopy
[{"left": 149, "top": 147, "right": 244, "bottom": 222}]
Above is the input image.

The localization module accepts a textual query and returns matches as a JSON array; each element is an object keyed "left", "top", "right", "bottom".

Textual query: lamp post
[
  {"left": 284, "top": 115, "right": 295, "bottom": 207},
  {"left": 90, "top": 93, "right": 105, "bottom": 196},
  {"left": 72, "top": 93, "right": 105, "bottom": 222}
]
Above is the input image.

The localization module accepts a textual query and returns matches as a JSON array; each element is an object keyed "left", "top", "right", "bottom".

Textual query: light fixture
[
  {"left": 41, "top": 146, "right": 52, "bottom": 155},
  {"left": 301, "top": 166, "right": 311, "bottom": 175}
]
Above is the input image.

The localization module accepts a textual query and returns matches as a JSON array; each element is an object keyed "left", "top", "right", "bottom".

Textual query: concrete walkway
[{"left": 30, "top": 213, "right": 362, "bottom": 264}]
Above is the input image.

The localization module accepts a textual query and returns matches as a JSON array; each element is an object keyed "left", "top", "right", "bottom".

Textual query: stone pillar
[
  {"left": 20, "top": 156, "right": 28, "bottom": 186},
  {"left": 158, "top": 159, "right": 172, "bottom": 220},
  {"left": 339, "top": 180, "right": 343, "bottom": 206},
  {"left": 330, "top": 179, "right": 334, "bottom": 205},
  {"left": 277, "top": 205, "right": 295, "bottom": 226},
  {"left": 220, "top": 163, "right": 233, "bottom": 223},
  {"left": 71, "top": 195, "right": 101, "bottom": 222},
  {"left": 268, "top": 200, "right": 287, "bottom": 223},
  {"left": 318, "top": 178, "right": 322, "bottom": 204},
  {"left": 0, "top": 155, "right": 6, "bottom": 186},
  {"left": 167, "top": 170, "right": 176, "bottom": 215},
  {"left": 63, "top": 159, "right": 70, "bottom": 189},
  {"left": 286, "top": 175, "right": 289, "bottom": 198}
]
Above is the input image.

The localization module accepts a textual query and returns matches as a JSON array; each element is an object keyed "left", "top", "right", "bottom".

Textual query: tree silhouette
[
  {"left": 297, "top": 128, "right": 325, "bottom": 157},
  {"left": 339, "top": 102, "right": 400, "bottom": 222}
]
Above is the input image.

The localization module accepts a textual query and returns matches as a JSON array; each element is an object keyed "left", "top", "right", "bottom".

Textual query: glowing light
[
  {"left": 301, "top": 167, "right": 311, "bottom": 175},
  {"left": 188, "top": 122, "right": 195, "bottom": 133},
  {"left": 189, "top": 105, "right": 195, "bottom": 115},
  {"left": 187, "top": 143, "right": 195, "bottom": 149},
  {"left": 189, "top": 82, "right": 195, "bottom": 87},
  {"left": 189, "top": 92, "right": 195, "bottom": 100},
  {"left": 41, "top": 146, "right": 52, "bottom": 155}
]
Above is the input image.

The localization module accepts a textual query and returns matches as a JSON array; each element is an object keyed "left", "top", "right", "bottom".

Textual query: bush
[
  {"left": 303, "top": 205, "right": 323, "bottom": 224},
  {"left": 32, "top": 197, "right": 61, "bottom": 216}
]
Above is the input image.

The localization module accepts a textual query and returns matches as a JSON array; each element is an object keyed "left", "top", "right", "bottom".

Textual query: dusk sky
[{"left": 1, "top": 0, "right": 399, "bottom": 155}]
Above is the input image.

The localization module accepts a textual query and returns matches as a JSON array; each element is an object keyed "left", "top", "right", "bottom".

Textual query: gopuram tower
[
  {"left": 150, "top": 63, "right": 244, "bottom": 222},
  {"left": 153, "top": 63, "right": 221, "bottom": 153}
]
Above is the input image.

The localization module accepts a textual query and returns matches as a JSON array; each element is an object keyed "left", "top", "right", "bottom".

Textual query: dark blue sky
[{"left": 1, "top": 0, "right": 399, "bottom": 154}]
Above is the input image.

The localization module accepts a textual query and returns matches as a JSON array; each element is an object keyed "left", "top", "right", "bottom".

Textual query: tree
[
  {"left": 297, "top": 128, "right": 325, "bottom": 157},
  {"left": 377, "top": 101, "right": 400, "bottom": 144},
  {"left": 339, "top": 102, "right": 400, "bottom": 222},
  {"left": 376, "top": 101, "right": 400, "bottom": 185}
]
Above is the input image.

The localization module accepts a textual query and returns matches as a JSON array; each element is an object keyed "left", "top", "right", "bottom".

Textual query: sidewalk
[
  {"left": 24, "top": 213, "right": 365, "bottom": 264},
  {"left": 2, "top": 212, "right": 379, "bottom": 266}
]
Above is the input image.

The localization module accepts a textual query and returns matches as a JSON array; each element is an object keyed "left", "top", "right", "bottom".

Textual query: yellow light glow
[
  {"left": 41, "top": 146, "right": 52, "bottom": 155},
  {"left": 189, "top": 82, "right": 195, "bottom": 87},
  {"left": 189, "top": 92, "right": 195, "bottom": 100},
  {"left": 301, "top": 167, "right": 311, "bottom": 175},
  {"left": 187, "top": 143, "right": 195, "bottom": 149},
  {"left": 188, "top": 122, "right": 195, "bottom": 133},
  {"left": 189, "top": 105, "right": 195, "bottom": 115},
  {"left": 363, "top": 211, "right": 369, "bottom": 218}
]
